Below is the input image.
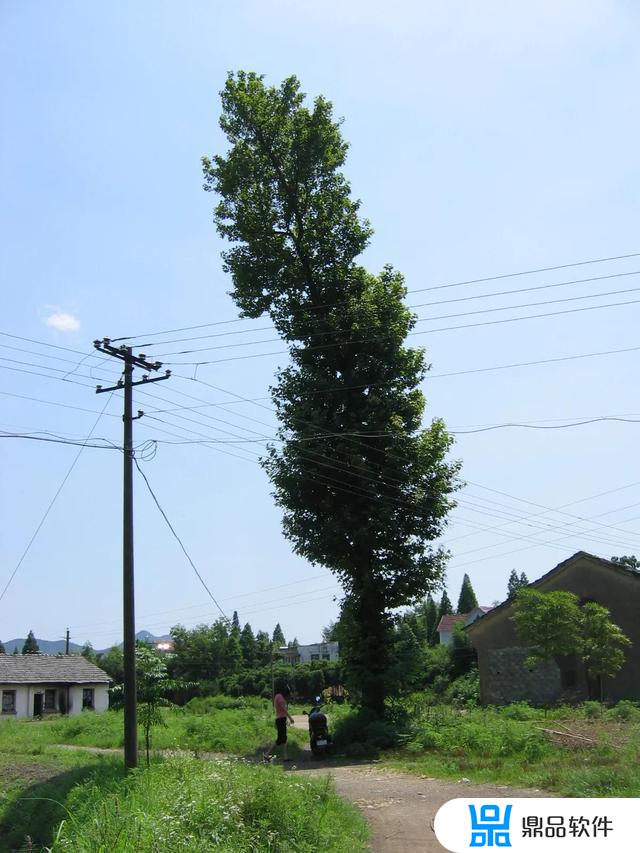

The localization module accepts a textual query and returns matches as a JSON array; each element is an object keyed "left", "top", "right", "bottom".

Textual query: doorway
[{"left": 33, "top": 693, "right": 43, "bottom": 717}]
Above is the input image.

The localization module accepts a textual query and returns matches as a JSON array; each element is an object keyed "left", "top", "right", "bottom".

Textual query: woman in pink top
[{"left": 264, "top": 682, "right": 294, "bottom": 762}]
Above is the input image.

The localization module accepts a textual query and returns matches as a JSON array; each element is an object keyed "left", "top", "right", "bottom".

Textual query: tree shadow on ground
[{"left": 0, "top": 759, "right": 122, "bottom": 853}]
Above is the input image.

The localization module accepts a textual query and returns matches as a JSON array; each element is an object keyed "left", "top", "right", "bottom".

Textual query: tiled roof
[
  {"left": 466, "top": 551, "right": 640, "bottom": 636},
  {"left": 0, "top": 654, "right": 110, "bottom": 684},
  {"left": 437, "top": 614, "right": 467, "bottom": 632}
]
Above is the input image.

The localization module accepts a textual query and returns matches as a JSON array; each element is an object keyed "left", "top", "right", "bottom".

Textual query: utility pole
[
  {"left": 94, "top": 338, "right": 171, "bottom": 770},
  {"left": 65, "top": 628, "right": 70, "bottom": 655}
]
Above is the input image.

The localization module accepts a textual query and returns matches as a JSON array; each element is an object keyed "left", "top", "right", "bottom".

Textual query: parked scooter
[{"left": 304, "top": 696, "right": 332, "bottom": 757}]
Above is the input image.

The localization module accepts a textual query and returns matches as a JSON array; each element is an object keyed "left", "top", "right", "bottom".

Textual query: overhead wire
[
  {"left": 111, "top": 250, "right": 640, "bottom": 343},
  {"left": 0, "top": 393, "right": 115, "bottom": 606}
]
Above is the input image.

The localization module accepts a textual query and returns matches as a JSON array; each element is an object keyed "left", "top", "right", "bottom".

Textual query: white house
[
  {"left": 279, "top": 641, "right": 339, "bottom": 664},
  {"left": 0, "top": 654, "right": 110, "bottom": 719},
  {"left": 436, "top": 607, "right": 492, "bottom": 646}
]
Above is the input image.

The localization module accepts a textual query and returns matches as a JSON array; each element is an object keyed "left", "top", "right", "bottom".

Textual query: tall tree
[
  {"left": 438, "top": 590, "right": 453, "bottom": 622},
  {"left": 272, "top": 623, "right": 286, "bottom": 646},
  {"left": 22, "top": 630, "right": 39, "bottom": 655},
  {"left": 0, "top": 641, "right": 5, "bottom": 654},
  {"left": 240, "top": 623, "right": 257, "bottom": 667},
  {"left": 231, "top": 610, "right": 241, "bottom": 635},
  {"left": 580, "top": 602, "right": 630, "bottom": 699},
  {"left": 456, "top": 573, "right": 478, "bottom": 613},
  {"left": 507, "top": 569, "right": 529, "bottom": 598},
  {"left": 205, "top": 72, "right": 459, "bottom": 713},
  {"left": 425, "top": 595, "right": 439, "bottom": 646}
]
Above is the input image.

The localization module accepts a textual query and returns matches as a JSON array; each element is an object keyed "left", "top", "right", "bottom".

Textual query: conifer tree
[
  {"left": 272, "top": 623, "right": 286, "bottom": 646},
  {"left": 438, "top": 590, "right": 453, "bottom": 621},
  {"left": 456, "top": 573, "right": 478, "bottom": 613},
  {"left": 507, "top": 569, "right": 529, "bottom": 598},
  {"left": 425, "top": 596, "right": 439, "bottom": 646},
  {"left": 22, "top": 630, "right": 39, "bottom": 655}
]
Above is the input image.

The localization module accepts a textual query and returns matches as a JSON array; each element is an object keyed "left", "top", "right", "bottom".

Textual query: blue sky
[{"left": 1, "top": 0, "right": 639, "bottom": 648}]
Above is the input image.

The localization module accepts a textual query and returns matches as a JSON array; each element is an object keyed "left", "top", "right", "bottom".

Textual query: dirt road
[{"left": 290, "top": 715, "right": 548, "bottom": 852}]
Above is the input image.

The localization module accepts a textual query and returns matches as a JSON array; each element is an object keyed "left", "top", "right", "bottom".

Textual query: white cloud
[{"left": 44, "top": 312, "right": 81, "bottom": 333}]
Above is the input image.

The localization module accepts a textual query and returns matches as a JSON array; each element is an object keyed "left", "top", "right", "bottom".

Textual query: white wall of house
[
  {"left": 281, "top": 641, "right": 339, "bottom": 664},
  {"left": 1, "top": 683, "right": 109, "bottom": 719}
]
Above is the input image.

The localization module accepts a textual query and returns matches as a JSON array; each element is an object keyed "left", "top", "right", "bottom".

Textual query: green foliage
[
  {"left": 272, "top": 623, "right": 286, "bottom": 646},
  {"left": 582, "top": 701, "right": 603, "bottom": 719},
  {"left": 22, "top": 629, "right": 40, "bottom": 655},
  {"left": 610, "top": 555, "right": 640, "bottom": 570},
  {"left": 610, "top": 700, "right": 638, "bottom": 721},
  {"left": 507, "top": 569, "right": 529, "bottom": 598},
  {"left": 205, "top": 71, "right": 459, "bottom": 714},
  {"left": 437, "top": 590, "right": 453, "bottom": 622},
  {"left": 0, "top": 640, "right": 5, "bottom": 653},
  {"left": 580, "top": 601, "right": 631, "bottom": 684},
  {"left": 443, "top": 671, "right": 480, "bottom": 708},
  {"left": 449, "top": 621, "right": 477, "bottom": 680},
  {"left": 51, "top": 756, "right": 368, "bottom": 852},
  {"left": 456, "top": 574, "right": 478, "bottom": 613},
  {"left": 513, "top": 588, "right": 583, "bottom": 665}
]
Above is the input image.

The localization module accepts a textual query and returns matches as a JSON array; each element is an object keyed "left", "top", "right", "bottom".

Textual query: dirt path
[{"left": 289, "top": 715, "right": 548, "bottom": 852}]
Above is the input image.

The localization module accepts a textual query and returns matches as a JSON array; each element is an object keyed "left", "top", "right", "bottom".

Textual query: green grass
[
  {"left": 384, "top": 703, "right": 640, "bottom": 796},
  {"left": 0, "top": 698, "right": 308, "bottom": 758},
  {"left": 50, "top": 756, "right": 367, "bottom": 852},
  {"left": 0, "top": 750, "right": 123, "bottom": 852}
]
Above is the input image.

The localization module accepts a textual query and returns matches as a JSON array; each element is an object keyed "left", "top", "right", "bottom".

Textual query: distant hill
[
  {"left": 1, "top": 630, "right": 172, "bottom": 656},
  {"left": 2, "top": 638, "right": 83, "bottom": 655}
]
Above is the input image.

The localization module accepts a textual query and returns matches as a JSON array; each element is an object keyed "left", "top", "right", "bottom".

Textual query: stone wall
[{"left": 484, "top": 647, "right": 586, "bottom": 706}]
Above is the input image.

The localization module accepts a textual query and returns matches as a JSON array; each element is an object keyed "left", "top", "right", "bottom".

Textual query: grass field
[{"left": 385, "top": 701, "right": 640, "bottom": 796}]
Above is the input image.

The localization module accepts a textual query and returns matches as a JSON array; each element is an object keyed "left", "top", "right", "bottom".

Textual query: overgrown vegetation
[{"left": 51, "top": 756, "right": 367, "bottom": 852}]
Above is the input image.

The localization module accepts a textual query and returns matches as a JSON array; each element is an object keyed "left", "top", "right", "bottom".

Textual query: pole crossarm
[{"left": 95, "top": 372, "right": 171, "bottom": 394}]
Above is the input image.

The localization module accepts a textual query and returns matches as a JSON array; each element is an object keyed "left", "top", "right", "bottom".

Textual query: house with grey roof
[{"left": 0, "top": 654, "right": 110, "bottom": 719}]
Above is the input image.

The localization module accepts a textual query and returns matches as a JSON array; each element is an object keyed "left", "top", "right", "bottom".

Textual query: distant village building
[
  {"left": 436, "top": 606, "right": 492, "bottom": 645},
  {"left": 279, "top": 641, "right": 339, "bottom": 665},
  {"left": 467, "top": 552, "right": 640, "bottom": 705},
  {"left": 153, "top": 639, "right": 175, "bottom": 654},
  {"left": 0, "top": 654, "right": 110, "bottom": 719}
]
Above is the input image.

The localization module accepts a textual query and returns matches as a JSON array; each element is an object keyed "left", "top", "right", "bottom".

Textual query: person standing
[{"left": 264, "top": 682, "right": 294, "bottom": 762}]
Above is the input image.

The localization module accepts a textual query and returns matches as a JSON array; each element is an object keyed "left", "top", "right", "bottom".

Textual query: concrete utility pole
[
  {"left": 94, "top": 339, "right": 171, "bottom": 770},
  {"left": 65, "top": 628, "right": 70, "bottom": 655}
]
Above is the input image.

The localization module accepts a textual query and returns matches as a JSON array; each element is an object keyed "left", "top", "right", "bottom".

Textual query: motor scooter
[{"left": 304, "top": 696, "right": 332, "bottom": 757}]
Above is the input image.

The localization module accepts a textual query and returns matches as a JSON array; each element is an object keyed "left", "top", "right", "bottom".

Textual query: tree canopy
[
  {"left": 22, "top": 630, "right": 39, "bottom": 655},
  {"left": 205, "top": 72, "right": 460, "bottom": 713},
  {"left": 507, "top": 569, "right": 529, "bottom": 598},
  {"left": 456, "top": 573, "right": 478, "bottom": 613}
]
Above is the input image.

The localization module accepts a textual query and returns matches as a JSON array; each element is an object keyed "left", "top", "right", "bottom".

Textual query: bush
[
  {"left": 609, "top": 700, "right": 639, "bottom": 721},
  {"left": 583, "top": 701, "right": 603, "bottom": 719},
  {"left": 443, "top": 671, "right": 480, "bottom": 708},
  {"left": 500, "top": 702, "right": 539, "bottom": 721}
]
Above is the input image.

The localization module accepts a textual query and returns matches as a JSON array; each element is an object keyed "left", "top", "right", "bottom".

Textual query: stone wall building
[{"left": 466, "top": 552, "right": 639, "bottom": 705}]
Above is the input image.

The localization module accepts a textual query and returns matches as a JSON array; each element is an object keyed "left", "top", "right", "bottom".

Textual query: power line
[
  {"left": 133, "top": 457, "right": 227, "bottom": 621},
  {"left": 111, "top": 250, "right": 640, "bottom": 343},
  {"left": 162, "top": 298, "right": 640, "bottom": 364},
  {"left": 0, "top": 393, "right": 114, "bottom": 606}
]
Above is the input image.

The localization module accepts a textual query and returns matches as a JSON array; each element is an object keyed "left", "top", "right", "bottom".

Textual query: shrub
[
  {"left": 500, "top": 702, "right": 539, "bottom": 721},
  {"left": 443, "top": 671, "right": 480, "bottom": 708},
  {"left": 583, "top": 701, "right": 603, "bottom": 719},
  {"left": 609, "top": 700, "right": 638, "bottom": 721}
]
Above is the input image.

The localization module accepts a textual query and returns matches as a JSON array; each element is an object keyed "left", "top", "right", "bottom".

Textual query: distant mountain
[
  {"left": 2, "top": 638, "right": 83, "bottom": 655},
  {"left": 1, "top": 631, "right": 171, "bottom": 656}
]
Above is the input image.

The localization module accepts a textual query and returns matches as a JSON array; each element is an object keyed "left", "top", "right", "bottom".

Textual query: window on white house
[
  {"left": 310, "top": 654, "right": 320, "bottom": 660},
  {"left": 44, "top": 689, "right": 56, "bottom": 711},
  {"left": 322, "top": 654, "right": 330, "bottom": 660},
  {"left": 2, "top": 691, "right": 16, "bottom": 713},
  {"left": 82, "top": 688, "right": 95, "bottom": 710}
]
